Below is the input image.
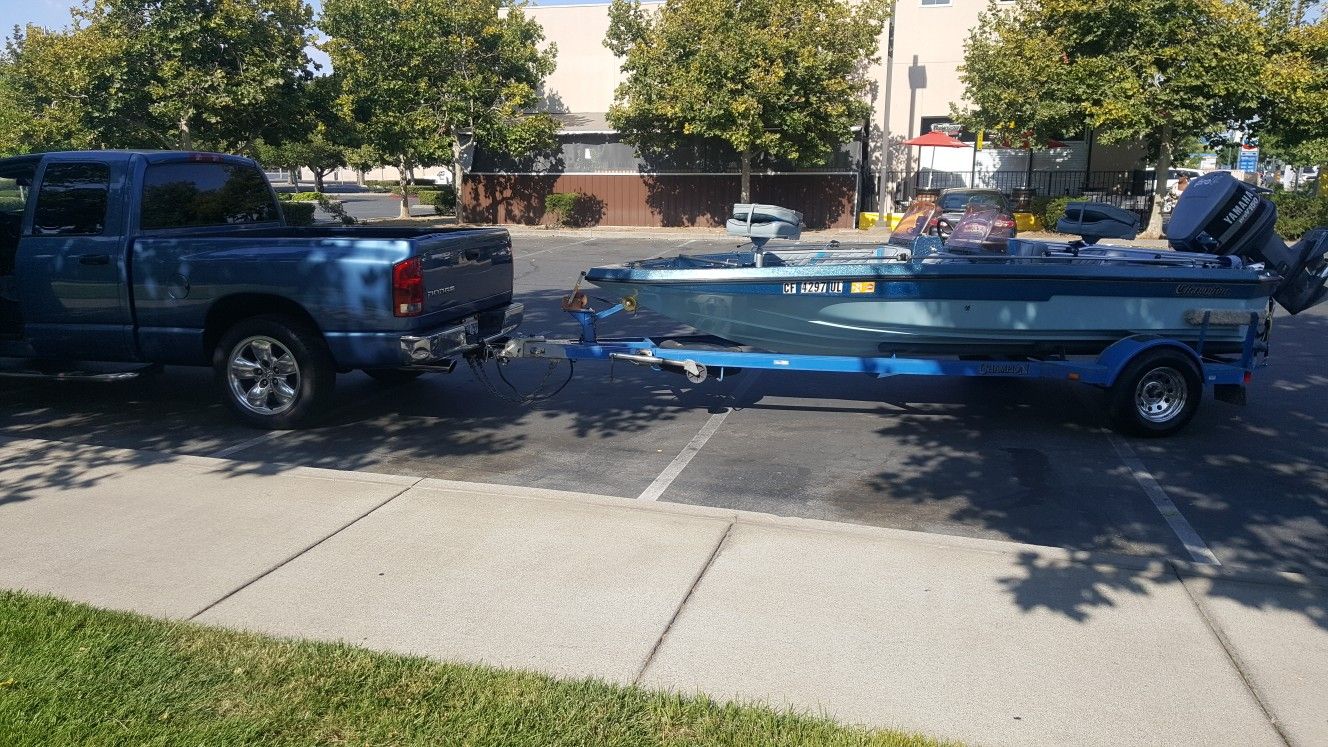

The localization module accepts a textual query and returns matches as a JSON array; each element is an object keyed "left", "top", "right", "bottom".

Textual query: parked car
[
  {"left": 0, "top": 150, "right": 522, "bottom": 428},
  {"left": 926, "top": 188, "right": 1018, "bottom": 252}
]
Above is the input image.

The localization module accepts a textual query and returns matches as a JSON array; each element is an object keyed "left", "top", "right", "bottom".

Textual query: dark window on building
[
  {"left": 33, "top": 163, "right": 110, "bottom": 236},
  {"left": 140, "top": 162, "right": 278, "bottom": 230}
]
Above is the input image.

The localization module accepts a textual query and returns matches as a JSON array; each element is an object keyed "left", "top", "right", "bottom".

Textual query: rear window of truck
[{"left": 140, "top": 162, "right": 279, "bottom": 230}]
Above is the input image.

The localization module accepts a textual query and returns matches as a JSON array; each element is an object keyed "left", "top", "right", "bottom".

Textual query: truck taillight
[{"left": 393, "top": 257, "right": 424, "bottom": 317}]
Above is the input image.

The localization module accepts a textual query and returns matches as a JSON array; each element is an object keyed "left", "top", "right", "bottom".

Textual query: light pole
[{"left": 876, "top": 0, "right": 897, "bottom": 220}]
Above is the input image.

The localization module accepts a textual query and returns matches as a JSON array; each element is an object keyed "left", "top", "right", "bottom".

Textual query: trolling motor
[{"left": 1167, "top": 171, "right": 1328, "bottom": 314}]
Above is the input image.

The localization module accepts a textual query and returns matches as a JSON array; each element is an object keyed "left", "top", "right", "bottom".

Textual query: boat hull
[{"left": 587, "top": 259, "right": 1275, "bottom": 356}]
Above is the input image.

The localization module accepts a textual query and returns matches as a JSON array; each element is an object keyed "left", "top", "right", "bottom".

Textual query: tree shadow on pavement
[{"left": 2, "top": 289, "right": 1325, "bottom": 632}]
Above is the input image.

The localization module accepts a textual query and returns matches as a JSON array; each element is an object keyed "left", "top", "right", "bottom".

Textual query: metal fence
[{"left": 867, "top": 169, "right": 1157, "bottom": 222}]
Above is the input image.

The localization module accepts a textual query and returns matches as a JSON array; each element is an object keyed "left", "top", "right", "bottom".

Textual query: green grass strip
[{"left": 0, "top": 590, "right": 957, "bottom": 747}]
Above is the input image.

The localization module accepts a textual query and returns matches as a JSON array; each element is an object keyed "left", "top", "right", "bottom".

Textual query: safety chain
[{"left": 465, "top": 353, "right": 575, "bottom": 406}]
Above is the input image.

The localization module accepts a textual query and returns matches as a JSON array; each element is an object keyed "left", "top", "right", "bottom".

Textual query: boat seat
[{"left": 727, "top": 203, "right": 803, "bottom": 241}]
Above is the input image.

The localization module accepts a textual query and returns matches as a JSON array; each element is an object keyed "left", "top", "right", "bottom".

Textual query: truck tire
[
  {"left": 214, "top": 315, "right": 335, "bottom": 429},
  {"left": 363, "top": 368, "right": 425, "bottom": 385},
  {"left": 1106, "top": 348, "right": 1202, "bottom": 437}
]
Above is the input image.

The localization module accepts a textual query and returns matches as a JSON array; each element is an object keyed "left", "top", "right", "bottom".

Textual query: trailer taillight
[{"left": 393, "top": 257, "right": 424, "bottom": 316}]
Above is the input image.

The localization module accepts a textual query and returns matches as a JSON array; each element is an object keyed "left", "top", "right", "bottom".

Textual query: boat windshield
[
  {"left": 888, "top": 201, "right": 940, "bottom": 247},
  {"left": 946, "top": 208, "right": 1003, "bottom": 253}
]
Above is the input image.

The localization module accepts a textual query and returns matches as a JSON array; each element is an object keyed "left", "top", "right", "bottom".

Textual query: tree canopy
[
  {"left": 604, "top": 0, "right": 889, "bottom": 203},
  {"left": 957, "top": 0, "right": 1267, "bottom": 236},
  {"left": 1256, "top": 5, "right": 1328, "bottom": 181},
  {"left": 321, "top": 0, "right": 558, "bottom": 217},
  {"left": 0, "top": 0, "right": 314, "bottom": 153}
]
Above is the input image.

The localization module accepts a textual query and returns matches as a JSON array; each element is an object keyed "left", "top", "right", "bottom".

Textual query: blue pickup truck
[{"left": 0, "top": 150, "right": 522, "bottom": 428}]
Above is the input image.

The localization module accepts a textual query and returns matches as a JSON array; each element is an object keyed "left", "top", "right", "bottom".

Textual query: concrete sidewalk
[{"left": 1, "top": 436, "right": 1323, "bottom": 746}]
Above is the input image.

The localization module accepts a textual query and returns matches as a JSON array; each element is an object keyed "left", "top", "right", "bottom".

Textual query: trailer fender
[{"left": 1095, "top": 335, "right": 1203, "bottom": 388}]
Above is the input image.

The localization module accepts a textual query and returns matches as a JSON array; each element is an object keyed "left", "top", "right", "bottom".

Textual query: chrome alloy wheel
[
  {"left": 227, "top": 336, "right": 301, "bottom": 416},
  {"left": 1134, "top": 367, "right": 1187, "bottom": 424}
]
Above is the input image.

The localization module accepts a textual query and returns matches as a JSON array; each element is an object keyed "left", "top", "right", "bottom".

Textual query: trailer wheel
[
  {"left": 1107, "top": 349, "right": 1202, "bottom": 437},
  {"left": 214, "top": 315, "right": 335, "bottom": 429}
]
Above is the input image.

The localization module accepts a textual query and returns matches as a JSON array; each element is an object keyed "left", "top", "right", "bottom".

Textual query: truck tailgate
[{"left": 417, "top": 228, "right": 513, "bottom": 319}]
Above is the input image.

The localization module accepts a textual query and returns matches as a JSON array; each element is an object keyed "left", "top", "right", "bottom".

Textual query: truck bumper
[{"left": 398, "top": 302, "right": 524, "bottom": 365}]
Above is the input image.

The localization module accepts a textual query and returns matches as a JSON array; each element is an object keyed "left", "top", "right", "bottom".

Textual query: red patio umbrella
[{"left": 903, "top": 131, "right": 971, "bottom": 189}]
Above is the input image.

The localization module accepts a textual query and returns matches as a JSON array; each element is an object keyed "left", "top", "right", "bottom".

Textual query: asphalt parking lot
[{"left": 3, "top": 231, "right": 1325, "bottom": 578}]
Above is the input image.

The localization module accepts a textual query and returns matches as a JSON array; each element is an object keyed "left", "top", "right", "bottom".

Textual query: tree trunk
[
  {"left": 740, "top": 150, "right": 752, "bottom": 204},
  {"left": 397, "top": 158, "right": 411, "bottom": 219},
  {"left": 178, "top": 115, "right": 192, "bottom": 150},
  {"left": 313, "top": 169, "right": 325, "bottom": 194},
  {"left": 1143, "top": 127, "right": 1173, "bottom": 239},
  {"left": 290, "top": 167, "right": 300, "bottom": 191},
  {"left": 356, "top": 168, "right": 366, "bottom": 188},
  {"left": 452, "top": 138, "right": 466, "bottom": 222}
]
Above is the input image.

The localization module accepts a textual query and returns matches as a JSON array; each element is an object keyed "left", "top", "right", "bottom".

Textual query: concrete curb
[{"left": 10, "top": 434, "right": 1319, "bottom": 591}]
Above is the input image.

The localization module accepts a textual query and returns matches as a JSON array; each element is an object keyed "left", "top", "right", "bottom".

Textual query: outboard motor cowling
[{"left": 1168, "top": 171, "right": 1328, "bottom": 314}]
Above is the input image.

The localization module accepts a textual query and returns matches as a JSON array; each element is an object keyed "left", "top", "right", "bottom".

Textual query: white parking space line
[
  {"left": 1110, "top": 435, "right": 1220, "bottom": 565},
  {"left": 637, "top": 375, "right": 759, "bottom": 502},
  {"left": 518, "top": 237, "right": 597, "bottom": 259}
]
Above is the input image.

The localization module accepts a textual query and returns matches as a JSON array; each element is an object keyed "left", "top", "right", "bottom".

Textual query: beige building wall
[
  {"left": 868, "top": 0, "right": 988, "bottom": 169},
  {"left": 521, "top": 2, "right": 1144, "bottom": 185},
  {"left": 527, "top": 3, "right": 642, "bottom": 113}
]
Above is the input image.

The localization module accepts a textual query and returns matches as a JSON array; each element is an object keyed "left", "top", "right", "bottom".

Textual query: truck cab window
[
  {"left": 32, "top": 163, "right": 110, "bottom": 236},
  {"left": 140, "top": 163, "right": 279, "bottom": 230},
  {"left": 1, "top": 168, "right": 34, "bottom": 277}
]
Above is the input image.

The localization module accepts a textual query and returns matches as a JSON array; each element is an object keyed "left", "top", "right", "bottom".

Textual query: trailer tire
[
  {"left": 214, "top": 315, "right": 335, "bottom": 429},
  {"left": 1107, "top": 348, "right": 1202, "bottom": 437}
]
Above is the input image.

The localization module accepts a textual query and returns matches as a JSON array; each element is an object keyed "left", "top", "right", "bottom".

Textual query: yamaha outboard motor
[{"left": 1168, "top": 171, "right": 1328, "bottom": 314}]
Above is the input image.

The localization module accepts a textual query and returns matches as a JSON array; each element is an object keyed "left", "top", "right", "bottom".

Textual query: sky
[
  {"left": 1, "top": 0, "right": 603, "bottom": 33},
  {"left": 0, "top": 0, "right": 599, "bottom": 71}
]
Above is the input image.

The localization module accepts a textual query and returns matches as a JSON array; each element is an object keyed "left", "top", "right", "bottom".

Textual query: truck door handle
[
  {"left": 77, "top": 254, "right": 110, "bottom": 266},
  {"left": 464, "top": 249, "right": 481, "bottom": 261}
]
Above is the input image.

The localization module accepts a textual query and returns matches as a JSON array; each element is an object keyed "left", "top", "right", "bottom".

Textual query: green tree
[
  {"left": 0, "top": 0, "right": 314, "bottom": 154},
  {"left": 1258, "top": 10, "right": 1328, "bottom": 191},
  {"left": 957, "top": 0, "right": 1266, "bottom": 237},
  {"left": 255, "top": 76, "right": 355, "bottom": 192},
  {"left": 91, "top": 0, "right": 315, "bottom": 150},
  {"left": 0, "top": 23, "right": 159, "bottom": 151},
  {"left": 322, "top": 0, "right": 559, "bottom": 219},
  {"left": 605, "top": 0, "right": 889, "bottom": 203}
]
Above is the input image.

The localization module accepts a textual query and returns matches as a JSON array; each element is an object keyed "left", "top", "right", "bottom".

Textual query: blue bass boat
[{"left": 585, "top": 174, "right": 1327, "bottom": 357}]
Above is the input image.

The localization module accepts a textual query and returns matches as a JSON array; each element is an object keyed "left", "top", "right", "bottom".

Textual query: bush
[
  {"left": 1028, "top": 196, "right": 1052, "bottom": 220},
  {"left": 282, "top": 201, "right": 316, "bottom": 226},
  {"left": 0, "top": 195, "right": 24, "bottom": 213},
  {"left": 1269, "top": 190, "right": 1328, "bottom": 239},
  {"left": 543, "top": 192, "right": 580, "bottom": 227},
  {"left": 1043, "top": 196, "right": 1074, "bottom": 232},
  {"left": 416, "top": 185, "right": 458, "bottom": 215},
  {"left": 288, "top": 191, "right": 323, "bottom": 202}
]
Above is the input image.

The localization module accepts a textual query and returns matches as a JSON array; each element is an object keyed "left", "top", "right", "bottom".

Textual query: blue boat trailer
[{"left": 488, "top": 294, "right": 1271, "bottom": 437}]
